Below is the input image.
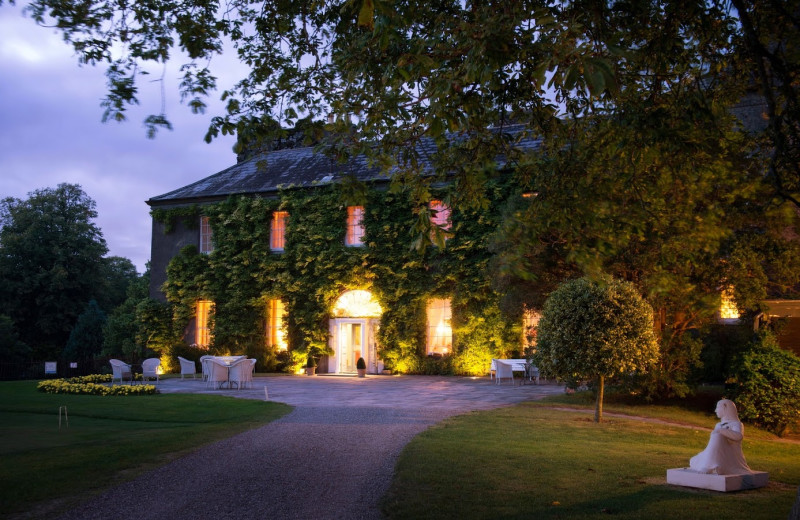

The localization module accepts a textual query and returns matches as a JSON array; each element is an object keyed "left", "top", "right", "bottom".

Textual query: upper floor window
[
  {"left": 270, "top": 211, "right": 288, "bottom": 252},
  {"left": 429, "top": 200, "right": 452, "bottom": 231},
  {"left": 199, "top": 216, "right": 213, "bottom": 254},
  {"left": 195, "top": 300, "right": 213, "bottom": 347},
  {"left": 426, "top": 298, "right": 452, "bottom": 355},
  {"left": 266, "top": 298, "right": 288, "bottom": 350},
  {"left": 345, "top": 205, "right": 365, "bottom": 246}
]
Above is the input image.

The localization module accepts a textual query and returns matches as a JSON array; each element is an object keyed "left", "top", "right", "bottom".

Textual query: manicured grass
[
  {"left": 0, "top": 381, "right": 292, "bottom": 519},
  {"left": 382, "top": 398, "right": 800, "bottom": 520}
]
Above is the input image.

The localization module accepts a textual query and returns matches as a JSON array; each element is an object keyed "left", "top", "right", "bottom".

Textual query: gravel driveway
[{"left": 56, "top": 375, "right": 563, "bottom": 519}]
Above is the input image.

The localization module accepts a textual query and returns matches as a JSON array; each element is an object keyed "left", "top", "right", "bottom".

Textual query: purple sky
[{"left": 0, "top": 5, "right": 244, "bottom": 273}]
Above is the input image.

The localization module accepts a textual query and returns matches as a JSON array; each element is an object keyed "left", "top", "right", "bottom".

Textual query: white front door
[{"left": 338, "top": 320, "right": 365, "bottom": 374}]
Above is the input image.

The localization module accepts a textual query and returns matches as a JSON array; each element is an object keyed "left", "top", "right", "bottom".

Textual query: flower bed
[{"left": 37, "top": 375, "right": 158, "bottom": 396}]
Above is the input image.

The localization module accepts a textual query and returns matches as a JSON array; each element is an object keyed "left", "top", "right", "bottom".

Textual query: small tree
[
  {"left": 63, "top": 300, "right": 107, "bottom": 361},
  {"left": 534, "top": 277, "right": 659, "bottom": 422}
]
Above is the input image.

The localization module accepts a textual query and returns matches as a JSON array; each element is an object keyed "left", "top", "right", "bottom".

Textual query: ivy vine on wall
[
  {"left": 151, "top": 205, "right": 203, "bottom": 233},
  {"left": 158, "top": 180, "right": 528, "bottom": 375}
]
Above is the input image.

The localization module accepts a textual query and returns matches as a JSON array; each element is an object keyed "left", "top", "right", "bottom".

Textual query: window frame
[
  {"left": 199, "top": 216, "right": 213, "bottom": 254},
  {"left": 345, "top": 205, "right": 366, "bottom": 247},
  {"left": 266, "top": 298, "right": 288, "bottom": 350},
  {"left": 426, "top": 298, "right": 453, "bottom": 355},
  {"left": 270, "top": 211, "right": 288, "bottom": 252},
  {"left": 429, "top": 200, "right": 452, "bottom": 231},
  {"left": 195, "top": 300, "right": 213, "bottom": 347}
]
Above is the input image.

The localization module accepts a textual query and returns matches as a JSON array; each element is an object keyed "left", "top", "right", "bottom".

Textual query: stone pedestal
[{"left": 666, "top": 468, "right": 768, "bottom": 492}]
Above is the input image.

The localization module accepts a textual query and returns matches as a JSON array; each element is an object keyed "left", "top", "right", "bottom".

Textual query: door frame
[{"left": 328, "top": 317, "right": 381, "bottom": 374}]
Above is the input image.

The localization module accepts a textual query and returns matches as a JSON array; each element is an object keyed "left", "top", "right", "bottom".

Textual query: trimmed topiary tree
[
  {"left": 730, "top": 330, "right": 800, "bottom": 437},
  {"left": 533, "top": 276, "right": 659, "bottom": 422}
]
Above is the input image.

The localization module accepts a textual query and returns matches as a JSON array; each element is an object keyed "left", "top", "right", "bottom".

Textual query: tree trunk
[{"left": 595, "top": 375, "right": 604, "bottom": 423}]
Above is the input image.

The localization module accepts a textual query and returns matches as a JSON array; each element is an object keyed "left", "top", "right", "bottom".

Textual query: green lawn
[
  {"left": 0, "top": 381, "right": 292, "bottom": 519},
  {"left": 382, "top": 397, "right": 800, "bottom": 520}
]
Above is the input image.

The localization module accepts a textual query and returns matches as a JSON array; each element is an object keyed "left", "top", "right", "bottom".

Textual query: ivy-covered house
[{"left": 146, "top": 131, "right": 541, "bottom": 375}]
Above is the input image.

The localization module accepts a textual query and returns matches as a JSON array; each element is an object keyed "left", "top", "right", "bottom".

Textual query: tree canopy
[
  {"left": 533, "top": 276, "right": 659, "bottom": 421},
  {"left": 7, "top": 0, "right": 800, "bottom": 387},
  {"left": 0, "top": 184, "right": 108, "bottom": 358},
  {"left": 7, "top": 0, "right": 798, "bottom": 207}
]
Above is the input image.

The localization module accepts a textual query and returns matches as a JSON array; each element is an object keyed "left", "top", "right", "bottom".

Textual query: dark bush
[
  {"left": 416, "top": 354, "right": 455, "bottom": 375},
  {"left": 730, "top": 330, "right": 800, "bottom": 436},
  {"left": 700, "top": 323, "right": 753, "bottom": 383}
]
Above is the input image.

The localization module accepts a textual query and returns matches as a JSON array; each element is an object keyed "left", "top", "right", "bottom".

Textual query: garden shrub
[
  {"left": 534, "top": 276, "right": 659, "bottom": 421},
  {"left": 700, "top": 323, "right": 753, "bottom": 383},
  {"left": 416, "top": 354, "right": 455, "bottom": 375},
  {"left": 730, "top": 330, "right": 800, "bottom": 436}
]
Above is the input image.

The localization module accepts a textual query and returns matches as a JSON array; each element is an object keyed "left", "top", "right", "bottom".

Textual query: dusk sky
[{"left": 1, "top": 5, "right": 245, "bottom": 273}]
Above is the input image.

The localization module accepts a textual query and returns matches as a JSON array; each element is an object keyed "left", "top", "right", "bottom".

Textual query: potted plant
[
  {"left": 356, "top": 357, "right": 367, "bottom": 378},
  {"left": 305, "top": 356, "right": 317, "bottom": 376}
]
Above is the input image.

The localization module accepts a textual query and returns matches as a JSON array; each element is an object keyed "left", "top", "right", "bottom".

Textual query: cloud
[{"left": 0, "top": 6, "right": 241, "bottom": 273}]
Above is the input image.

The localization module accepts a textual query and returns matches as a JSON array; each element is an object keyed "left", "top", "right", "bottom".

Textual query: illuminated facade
[{"left": 147, "top": 127, "right": 545, "bottom": 375}]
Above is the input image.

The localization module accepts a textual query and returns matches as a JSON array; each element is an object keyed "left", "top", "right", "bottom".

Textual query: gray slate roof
[
  {"left": 147, "top": 145, "right": 386, "bottom": 206},
  {"left": 147, "top": 126, "right": 541, "bottom": 206}
]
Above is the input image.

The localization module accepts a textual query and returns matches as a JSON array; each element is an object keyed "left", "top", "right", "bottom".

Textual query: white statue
[{"left": 689, "top": 399, "right": 753, "bottom": 475}]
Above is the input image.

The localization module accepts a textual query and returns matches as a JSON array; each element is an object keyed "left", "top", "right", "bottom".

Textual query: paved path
[{"left": 57, "top": 375, "right": 564, "bottom": 520}]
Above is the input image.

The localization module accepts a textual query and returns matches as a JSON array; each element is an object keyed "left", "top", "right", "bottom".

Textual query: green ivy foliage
[
  {"left": 151, "top": 206, "right": 202, "bottom": 233},
  {"left": 158, "top": 180, "right": 527, "bottom": 374}
]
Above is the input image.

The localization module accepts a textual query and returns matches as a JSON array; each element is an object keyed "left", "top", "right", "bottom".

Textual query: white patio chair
[
  {"left": 200, "top": 355, "right": 213, "bottom": 381},
  {"left": 245, "top": 358, "right": 256, "bottom": 387},
  {"left": 227, "top": 358, "right": 252, "bottom": 390},
  {"left": 109, "top": 359, "right": 132, "bottom": 384},
  {"left": 142, "top": 358, "right": 161, "bottom": 385},
  {"left": 207, "top": 358, "right": 229, "bottom": 389},
  {"left": 494, "top": 360, "right": 515, "bottom": 385},
  {"left": 177, "top": 356, "right": 197, "bottom": 380}
]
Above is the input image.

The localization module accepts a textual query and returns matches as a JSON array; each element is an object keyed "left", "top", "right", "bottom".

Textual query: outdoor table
[{"left": 212, "top": 355, "right": 245, "bottom": 366}]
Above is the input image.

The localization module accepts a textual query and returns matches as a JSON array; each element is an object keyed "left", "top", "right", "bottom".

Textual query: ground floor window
[
  {"left": 196, "top": 300, "right": 213, "bottom": 347},
  {"left": 718, "top": 287, "right": 740, "bottom": 323},
  {"left": 266, "top": 298, "right": 288, "bottom": 350},
  {"left": 426, "top": 298, "right": 452, "bottom": 355},
  {"left": 523, "top": 308, "right": 540, "bottom": 350}
]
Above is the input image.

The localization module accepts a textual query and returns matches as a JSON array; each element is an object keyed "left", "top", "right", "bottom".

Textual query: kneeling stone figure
[
  {"left": 666, "top": 398, "right": 768, "bottom": 492},
  {"left": 689, "top": 399, "right": 752, "bottom": 475}
]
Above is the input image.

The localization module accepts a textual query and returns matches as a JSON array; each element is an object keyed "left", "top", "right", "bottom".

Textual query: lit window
[
  {"left": 522, "top": 308, "right": 541, "bottom": 348},
  {"left": 430, "top": 200, "right": 451, "bottom": 231},
  {"left": 270, "top": 211, "right": 288, "bottom": 252},
  {"left": 199, "top": 216, "right": 213, "bottom": 254},
  {"left": 719, "top": 287, "right": 740, "bottom": 322},
  {"left": 266, "top": 299, "right": 288, "bottom": 350},
  {"left": 345, "top": 206, "right": 365, "bottom": 246},
  {"left": 426, "top": 298, "right": 452, "bottom": 355},
  {"left": 196, "top": 300, "right": 213, "bottom": 347}
]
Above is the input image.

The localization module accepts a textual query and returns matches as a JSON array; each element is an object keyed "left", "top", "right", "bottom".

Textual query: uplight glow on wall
[{"left": 332, "top": 290, "right": 382, "bottom": 318}]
